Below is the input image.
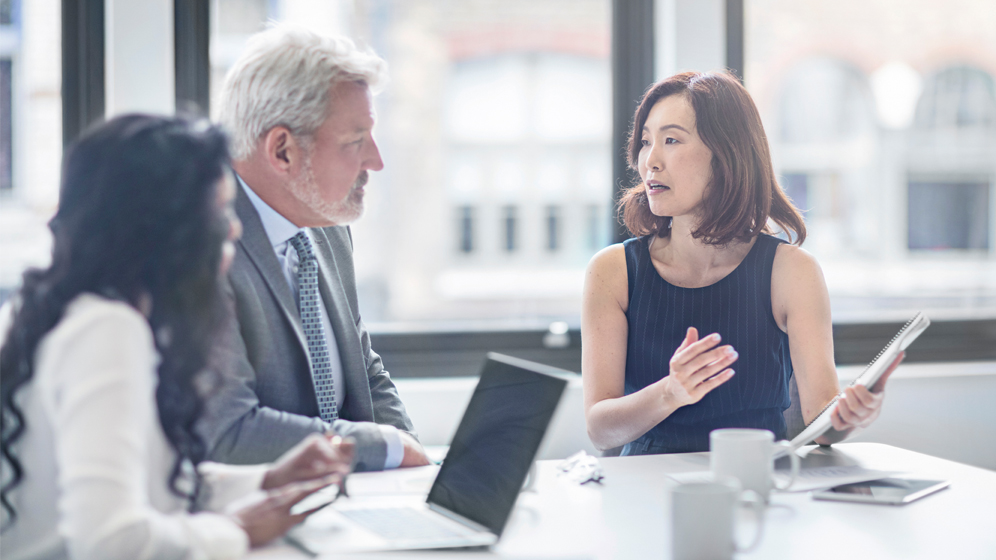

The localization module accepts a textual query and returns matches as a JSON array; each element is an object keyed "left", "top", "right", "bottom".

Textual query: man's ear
[{"left": 262, "top": 126, "right": 302, "bottom": 176}]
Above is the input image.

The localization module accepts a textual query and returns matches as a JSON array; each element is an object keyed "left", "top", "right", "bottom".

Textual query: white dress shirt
[
  {"left": 239, "top": 178, "right": 403, "bottom": 469},
  {"left": 0, "top": 294, "right": 267, "bottom": 560}
]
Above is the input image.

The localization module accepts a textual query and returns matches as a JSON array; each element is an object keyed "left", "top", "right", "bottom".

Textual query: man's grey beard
[{"left": 287, "top": 160, "right": 367, "bottom": 226}]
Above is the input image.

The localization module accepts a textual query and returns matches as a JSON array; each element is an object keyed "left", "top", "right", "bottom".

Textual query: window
[
  {"left": 502, "top": 205, "right": 518, "bottom": 253},
  {"left": 458, "top": 205, "right": 474, "bottom": 254},
  {"left": 0, "top": 1, "right": 15, "bottom": 193},
  {"left": 545, "top": 205, "right": 560, "bottom": 251},
  {"left": 781, "top": 173, "right": 808, "bottom": 218},
  {"left": 586, "top": 203, "right": 603, "bottom": 251},
  {"left": 914, "top": 66, "right": 996, "bottom": 130},
  {"left": 1, "top": 57, "right": 11, "bottom": 192},
  {"left": 0, "top": 0, "right": 61, "bottom": 297},
  {"left": 908, "top": 180, "right": 990, "bottom": 251}
]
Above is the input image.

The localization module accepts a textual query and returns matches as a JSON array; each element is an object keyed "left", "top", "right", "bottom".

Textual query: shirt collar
[{"left": 237, "top": 174, "right": 304, "bottom": 249}]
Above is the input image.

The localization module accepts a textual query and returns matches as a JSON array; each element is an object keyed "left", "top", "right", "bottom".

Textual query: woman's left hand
[
  {"left": 829, "top": 351, "right": 904, "bottom": 431},
  {"left": 261, "top": 433, "right": 354, "bottom": 491}
]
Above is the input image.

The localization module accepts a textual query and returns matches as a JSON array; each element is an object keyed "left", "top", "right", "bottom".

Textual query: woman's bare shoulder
[
  {"left": 585, "top": 243, "right": 630, "bottom": 306},
  {"left": 589, "top": 242, "right": 627, "bottom": 269},
  {"left": 772, "top": 241, "right": 824, "bottom": 279},
  {"left": 771, "top": 241, "right": 830, "bottom": 328}
]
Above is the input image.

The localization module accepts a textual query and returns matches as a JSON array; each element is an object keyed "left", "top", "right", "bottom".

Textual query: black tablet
[{"left": 812, "top": 477, "right": 950, "bottom": 505}]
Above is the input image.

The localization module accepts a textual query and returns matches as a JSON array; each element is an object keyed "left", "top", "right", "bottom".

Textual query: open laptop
[{"left": 289, "top": 352, "right": 569, "bottom": 553}]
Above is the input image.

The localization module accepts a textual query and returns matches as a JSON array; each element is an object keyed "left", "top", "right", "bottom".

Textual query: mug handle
[
  {"left": 771, "top": 440, "right": 800, "bottom": 491},
  {"left": 734, "top": 489, "right": 766, "bottom": 553}
]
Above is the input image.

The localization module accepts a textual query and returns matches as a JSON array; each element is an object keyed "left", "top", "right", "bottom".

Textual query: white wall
[
  {"left": 839, "top": 362, "right": 996, "bottom": 470},
  {"left": 395, "top": 361, "right": 996, "bottom": 470}
]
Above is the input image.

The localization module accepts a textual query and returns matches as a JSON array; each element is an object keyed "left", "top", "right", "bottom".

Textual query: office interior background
[{"left": 1, "top": 0, "right": 994, "bottom": 467}]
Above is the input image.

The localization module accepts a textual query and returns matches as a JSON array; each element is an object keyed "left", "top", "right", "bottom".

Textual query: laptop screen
[{"left": 425, "top": 353, "right": 568, "bottom": 537}]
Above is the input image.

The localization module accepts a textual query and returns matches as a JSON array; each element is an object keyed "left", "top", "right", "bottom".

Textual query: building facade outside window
[
  {"left": 210, "top": 0, "right": 611, "bottom": 325},
  {"left": 748, "top": 0, "right": 996, "bottom": 320},
  {"left": 2, "top": 0, "right": 993, "bottom": 327}
]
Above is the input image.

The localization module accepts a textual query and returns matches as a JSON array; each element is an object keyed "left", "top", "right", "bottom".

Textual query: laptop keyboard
[{"left": 340, "top": 507, "right": 476, "bottom": 542}]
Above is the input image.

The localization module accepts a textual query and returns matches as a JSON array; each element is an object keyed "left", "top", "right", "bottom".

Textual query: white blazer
[{"left": 0, "top": 294, "right": 267, "bottom": 560}]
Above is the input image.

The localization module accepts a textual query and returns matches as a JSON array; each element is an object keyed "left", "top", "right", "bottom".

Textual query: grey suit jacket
[{"left": 202, "top": 184, "right": 415, "bottom": 471}]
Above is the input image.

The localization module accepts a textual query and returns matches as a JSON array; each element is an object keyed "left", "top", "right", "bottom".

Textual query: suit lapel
[
  {"left": 310, "top": 227, "right": 373, "bottom": 421},
  {"left": 234, "top": 185, "right": 311, "bottom": 365}
]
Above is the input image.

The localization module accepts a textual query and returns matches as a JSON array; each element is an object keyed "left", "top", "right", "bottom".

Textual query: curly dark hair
[
  {"left": 618, "top": 71, "right": 806, "bottom": 246},
  {"left": 0, "top": 114, "right": 232, "bottom": 527}
]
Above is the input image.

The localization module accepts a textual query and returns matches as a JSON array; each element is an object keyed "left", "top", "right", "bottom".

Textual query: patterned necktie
[{"left": 288, "top": 232, "right": 338, "bottom": 422}]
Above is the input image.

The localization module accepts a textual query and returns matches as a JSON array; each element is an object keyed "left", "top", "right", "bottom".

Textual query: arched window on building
[
  {"left": 907, "top": 66, "right": 996, "bottom": 252},
  {"left": 914, "top": 66, "right": 996, "bottom": 130}
]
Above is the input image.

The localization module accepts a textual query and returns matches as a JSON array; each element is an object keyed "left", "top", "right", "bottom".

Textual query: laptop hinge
[{"left": 427, "top": 502, "right": 493, "bottom": 535}]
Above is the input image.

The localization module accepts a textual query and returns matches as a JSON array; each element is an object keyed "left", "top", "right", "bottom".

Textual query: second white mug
[{"left": 671, "top": 476, "right": 765, "bottom": 560}]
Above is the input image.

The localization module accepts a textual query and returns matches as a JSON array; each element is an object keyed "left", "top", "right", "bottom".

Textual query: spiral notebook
[{"left": 787, "top": 312, "right": 931, "bottom": 451}]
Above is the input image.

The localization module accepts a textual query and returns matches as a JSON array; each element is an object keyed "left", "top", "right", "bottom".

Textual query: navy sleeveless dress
[{"left": 621, "top": 233, "right": 792, "bottom": 456}]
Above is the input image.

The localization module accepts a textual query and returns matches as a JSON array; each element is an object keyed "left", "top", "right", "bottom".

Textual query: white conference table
[{"left": 250, "top": 442, "right": 996, "bottom": 560}]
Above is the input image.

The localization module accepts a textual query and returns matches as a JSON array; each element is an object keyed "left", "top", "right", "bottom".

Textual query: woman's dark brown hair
[
  {"left": 1, "top": 115, "right": 230, "bottom": 527},
  {"left": 618, "top": 71, "right": 806, "bottom": 245}
]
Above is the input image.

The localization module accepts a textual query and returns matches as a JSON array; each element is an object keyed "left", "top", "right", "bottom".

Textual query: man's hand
[
  {"left": 399, "top": 431, "right": 431, "bottom": 467},
  {"left": 261, "top": 433, "right": 354, "bottom": 490}
]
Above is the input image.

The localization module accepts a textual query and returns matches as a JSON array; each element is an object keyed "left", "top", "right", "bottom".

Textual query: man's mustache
[{"left": 354, "top": 171, "right": 369, "bottom": 190}]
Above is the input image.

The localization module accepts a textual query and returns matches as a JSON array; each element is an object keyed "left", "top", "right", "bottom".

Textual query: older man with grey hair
[{"left": 203, "top": 24, "right": 428, "bottom": 471}]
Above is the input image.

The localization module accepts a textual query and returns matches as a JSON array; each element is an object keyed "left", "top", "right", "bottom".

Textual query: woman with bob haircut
[
  {"left": 582, "top": 72, "right": 902, "bottom": 456},
  {"left": 1, "top": 114, "right": 354, "bottom": 559}
]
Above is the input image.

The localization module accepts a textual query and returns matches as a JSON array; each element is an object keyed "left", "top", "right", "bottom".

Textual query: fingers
[
  {"left": 871, "top": 351, "right": 904, "bottom": 393},
  {"left": 848, "top": 385, "right": 880, "bottom": 409},
  {"left": 690, "top": 369, "right": 735, "bottom": 400},
  {"left": 289, "top": 511, "right": 312, "bottom": 526},
  {"left": 676, "top": 326, "right": 698, "bottom": 353},
  {"left": 835, "top": 394, "right": 860, "bottom": 425},
  {"left": 272, "top": 477, "right": 334, "bottom": 509},
  {"left": 331, "top": 435, "right": 357, "bottom": 465},
  {"left": 400, "top": 433, "right": 431, "bottom": 467},
  {"left": 682, "top": 345, "right": 738, "bottom": 379},
  {"left": 672, "top": 331, "right": 723, "bottom": 366},
  {"left": 829, "top": 404, "right": 847, "bottom": 431},
  {"left": 297, "top": 435, "right": 354, "bottom": 476},
  {"left": 833, "top": 387, "right": 882, "bottom": 429}
]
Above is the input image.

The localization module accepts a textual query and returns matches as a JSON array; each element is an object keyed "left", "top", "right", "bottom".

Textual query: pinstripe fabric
[
  {"left": 621, "top": 234, "right": 792, "bottom": 455},
  {"left": 289, "top": 232, "right": 339, "bottom": 422}
]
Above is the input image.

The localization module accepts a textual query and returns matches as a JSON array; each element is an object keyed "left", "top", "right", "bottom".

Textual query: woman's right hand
[
  {"left": 227, "top": 476, "right": 336, "bottom": 548},
  {"left": 661, "top": 327, "right": 738, "bottom": 407},
  {"left": 231, "top": 434, "right": 355, "bottom": 547}
]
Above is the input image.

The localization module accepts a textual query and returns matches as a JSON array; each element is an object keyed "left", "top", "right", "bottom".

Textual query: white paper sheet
[{"left": 777, "top": 465, "right": 902, "bottom": 492}]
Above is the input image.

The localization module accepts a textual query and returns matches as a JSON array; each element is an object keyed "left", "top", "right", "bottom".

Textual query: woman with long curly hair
[
  {"left": 1, "top": 115, "right": 352, "bottom": 559},
  {"left": 582, "top": 72, "right": 902, "bottom": 456}
]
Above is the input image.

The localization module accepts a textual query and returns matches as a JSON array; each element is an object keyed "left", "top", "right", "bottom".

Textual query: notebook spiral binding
[
  {"left": 802, "top": 313, "right": 921, "bottom": 429},
  {"left": 850, "top": 312, "right": 921, "bottom": 388}
]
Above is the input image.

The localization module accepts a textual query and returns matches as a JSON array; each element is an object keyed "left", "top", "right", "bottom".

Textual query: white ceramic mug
[
  {"left": 710, "top": 428, "right": 800, "bottom": 501},
  {"left": 671, "top": 477, "right": 765, "bottom": 560}
]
